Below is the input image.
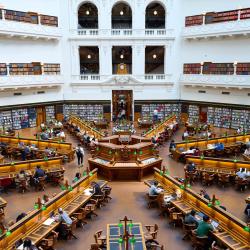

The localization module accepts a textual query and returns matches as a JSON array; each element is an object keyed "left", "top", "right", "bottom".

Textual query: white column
[
  {"left": 71, "top": 43, "right": 80, "bottom": 77},
  {"left": 132, "top": 45, "right": 145, "bottom": 77},
  {"left": 99, "top": 45, "right": 112, "bottom": 77},
  {"left": 2, "top": 9, "right": 5, "bottom": 20}
]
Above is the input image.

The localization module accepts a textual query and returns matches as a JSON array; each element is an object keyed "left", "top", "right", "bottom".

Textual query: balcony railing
[
  {"left": 0, "top": 19, "right": 61, "bottom": 39},
  {"left": 71, "top": 74, "right": 173, "bottom": 85},
  {"left": 183, "top": 19, "right": 250, "bottom": 39},
  {"left": 0, "top": 75, "right": 63, "bottom": 89},
  {"left": 180, "top": 74, "right": 250, "bottom": 89},
  {"left": 71, "top": 29, "right": 174, "bottom": 39}
]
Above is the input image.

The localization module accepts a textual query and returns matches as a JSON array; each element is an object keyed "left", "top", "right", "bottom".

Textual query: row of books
[
  {"left": 1, "top": 9, "right": 58, "bottom": 27},
  {"left": 183, "top": 62, "right": 250, "bottom": 75},
  {"left": 0, "top": 63, "right": 60, "bottom": 76},
  {"left": 185, "top": 7, "right": 250, "bottom": 27}
]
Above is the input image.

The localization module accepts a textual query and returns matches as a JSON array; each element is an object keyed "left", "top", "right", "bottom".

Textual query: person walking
[{"left": 76, "top": 144, "right": 84, "bottom": 165}]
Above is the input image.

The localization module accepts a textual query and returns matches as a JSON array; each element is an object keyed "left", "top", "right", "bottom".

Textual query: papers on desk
[
  {"left": 84, "top": 188, "right": 92, "bottom": 196},
  {"left": 43, "top": 218, "right": 55, "bottom": 226},
  {"left": 164, "top": 195, "right": 174, "bottom": 203},
  {"left": 17, "top": 241, "right": 34, "bottom": 250}
]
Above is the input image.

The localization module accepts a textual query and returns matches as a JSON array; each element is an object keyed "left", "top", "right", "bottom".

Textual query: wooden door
[
  {"left": 36, "top": 107, "right": 45, "bottom": 126},
  {"left": 200, "top": 106, "right": 208, "bottom": 123},
  {"left": 112, "top": 90, "right": 133, "bottom": 121}
]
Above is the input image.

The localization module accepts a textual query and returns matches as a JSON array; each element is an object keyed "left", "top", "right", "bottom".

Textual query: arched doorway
[
  {"left": 112, "top": 2, "right": 132, "bottom": 29},
  {"left": 78, "top": 2, "right": 98, "bottom": 28},
  {"left": 145, "top": 2, "right": 165, "bottom": 28}
]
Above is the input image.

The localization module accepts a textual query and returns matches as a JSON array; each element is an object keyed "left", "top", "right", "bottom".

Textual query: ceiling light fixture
[
  {"left": 87, "top": 54, "right": 91, "bottom": 59},
  {"left": 120, "top": 10, "right": 124, "bottom": 16},
  {"left": 152, "top": 54, "right": 157, "bottom": 59},
  {"left": 86, "top": 10, "right": 90, "bottom": 15},
  {"left": 120, "top": 54, "right": 124, "bottom": 59},
  {"left": 153, "top": 10, "right": 158, "bottom": 16}
]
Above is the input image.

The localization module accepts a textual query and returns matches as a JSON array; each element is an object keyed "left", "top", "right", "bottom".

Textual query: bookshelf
[
  {"left": 202, "top": 62, "right": 234, "bottom": 75},
  {"left": 11, "top": 108, "right": 29, "bottom": 129},
  {"left": 64, "top": 104, "right": 103, "bottom": 121},
  {"left": 43, "top": 64, "right": 60, "bottom": 75},
  {"left": 4, "top": 9, "right": 38, "bottom": 24},
  {"left": 141, "top": 104, "right": 181, "bottom": 121},
  {"left": 207, "top": 107, "right": 215, "bottom": 125},
  {"left": 183, "top": 63, "right": 201, "bottom": 74},
  {"left": 9, "top": 63, "right": 34, "bottom": 75},
  {"left": 236, "top": 63, "right": 250, "bottom": 75},
  {"left": 0, "top": 111, "right": 12, "bottom": 130},
  {"left": 188, "top": 105, "right": 199, "bottom": 123},
  {"left": 240, "top": 8, "right": 250, "bottom": 20},
  {"left": 0, "top": 64, "right": 7, "bottom": 76},
  {"left": 185, "top": 15, "right": 203, "bottom": 27},
  {"left": 40, "top": 15, "right": 58, "bottom": 27},
  {"left": 0, "top": 9, "right": 2, "bottom": 20},
  {"left": 245, "top": 111, "right": 250, "bottom": 132},
  {"left": 214, "top": 107, "right": 231, "bottom": 128},
  {"left": 28, "top": 107, "right": 37, "bottom": 128},
  {"left": 45, "top": 106, "right": 55, "bottom": 122},
  {"left": 205, "top": 10, "right": 238, "bottom": 24}
]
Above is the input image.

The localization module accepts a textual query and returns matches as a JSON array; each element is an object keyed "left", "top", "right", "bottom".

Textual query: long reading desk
[
  {"left": 0, "top": 168, "right": 107, "bottom": 249},
  {"left": 145, "top": 169, "right": 250, "bottom": 250}
]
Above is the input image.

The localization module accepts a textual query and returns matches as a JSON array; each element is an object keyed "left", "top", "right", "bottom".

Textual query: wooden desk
[
  {"left": 242, "top": 154, "right": 250, "bottom": 162},
  {"left": 94, "top": 120, "right": 108, "bottom": 129},
  {"left": 0, "top": 135, "right": 74, "bottom": 161},
  {"left": 107, "top": 222, "right": 146, "bottom": 250},
  {"left": 0, "top": 197, "right": 7, "bottom": 210},
  {"left": 144, "top": 115, "right": 177, "bottom": 138},
  {"left": 0, "top": 155, "right": 3, "bottom": 164},
  {"left": 150, "top": 168, "right": 250, "bottom": 250},
  {"left": 0, "top": 157, "right": 64, "bottom": 180},
  {"left": 0, "top": 169, "right": 106, "bottom": 249}
]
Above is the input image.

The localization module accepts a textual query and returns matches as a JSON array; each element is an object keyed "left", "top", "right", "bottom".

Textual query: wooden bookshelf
[
  {"left": 9, "top": 63, "right": 34, "bottom": 75},
  {"left": 40, "top": 14, "right": 58, "bottom": 27},
  {"left": 183, "top": 63, "right": 201, "bottom": 74},
  {"left": 205, "top": 10, "right": 238, "bottom": 24},
  {"left": 202, "top": 62, "right": 234, "bottom": 75},
  {"left": 240, "top": 8, "right": 250, "bottom": 20},
  {"left": 185, "top": 15, "right": 203, "bottom": 27},
  {"left": 4, "top": 9, "right": 38, "bottom": 24},
  {"left": 0, "top": 64, "right": 7, "bottom": 76},
  {"left": 43, "top": 63, "right": 60, "bottom": 75},
  {"left": 236, "top": 63, "right": 250, "bottom": 75}
]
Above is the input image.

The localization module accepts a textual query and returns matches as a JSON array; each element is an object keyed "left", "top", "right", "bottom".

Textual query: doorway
[
  {"left": 200, "top": 106, "right": 208, "bottom": 123},
  {"left": 112, "top": 90, "right": 133, "bottom": 121}
]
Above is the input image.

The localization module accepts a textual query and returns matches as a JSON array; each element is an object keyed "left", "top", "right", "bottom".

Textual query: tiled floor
[{"left": 1, "top": 125, "right": 249, "bottom": 250}]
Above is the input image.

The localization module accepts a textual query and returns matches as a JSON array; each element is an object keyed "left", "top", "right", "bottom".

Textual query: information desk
[
  {"left": 0, "top": 135, "right": 74, "bottom": 161},
  {"left": 172, "top": 134, "right": 250, "bottom": 161},
  {"left": 149, "top": 168, "right": 250, "bottom": 250},
  {"left": 0, "top": 157, "right": 64, "bottom": 179},
  {"left": 186, "top": 156, "right": 250, "bottom": 175},
  {"left": 68, "top": 115, "right": 105, "bottom": 139},
  {"left": 0, "top": 169, "right": 106, "bottom": 249},
  {"left": 137, "top": 118, "right": 153, "bottom": 129},
  {"left": 89, "top": 141, "right": 162, "bottom": 181},
  {"left": 99, "top": 135, "right": 151, "bottom": 145},
  {"left": 143, "top": 115, "right": 177, "bottom": 138},
  {"left": 107, "top": 222, "right": 146, "bottom": 250}
]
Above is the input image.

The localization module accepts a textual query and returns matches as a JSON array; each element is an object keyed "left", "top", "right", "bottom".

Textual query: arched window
[
  {"left": 112, "top": 2, "right": 132, "bottom": 29},
  {"left": 145, "top": 2, "right": 165, "bottom": 29},
  {"left": 78, "top": 2, "right": 98, "bottom": 29}
]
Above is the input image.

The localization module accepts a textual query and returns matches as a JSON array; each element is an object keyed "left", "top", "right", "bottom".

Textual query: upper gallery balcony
[
  {"left": 180, "top": 62, "right": 250, "bottom": 89},
  {"left": 70, "top": 28, "right": 175, "bottom": 40},
  {"left": 0, "top": 8, "right": 61, "bottom": 40},
  {"left": 183, "top": 8, "right": 250, "bottom": 39},
  {"left": 0, "top": 63, "right": 63, "bottom": 89}
]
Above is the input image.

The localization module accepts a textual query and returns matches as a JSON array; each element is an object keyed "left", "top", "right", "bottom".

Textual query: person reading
[{"left": 148, "top": 181, "right": 163, "bottom": 196}]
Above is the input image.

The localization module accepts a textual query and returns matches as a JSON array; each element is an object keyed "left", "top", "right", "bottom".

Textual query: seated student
[
  {"left": 23, "top": 238, "right": 38, "bottom": 250},
  {"left": 237, "top": 127, "right": 243, "bottom": 134},
  {"left": 55, "top": 208, "right": 72, "bottom": 240},
  {"left": 244, "top": 203, "right": 250, "bottom": 218},
  {"left": 199, "top": 189, "right": 211, "bottom": 201},
  {"left": 185, "top": 162, "right": 196, "bottom": 173},
  {"left": 16, "top": 212, "right": 27, "bottom": 222},
  {"left": 72, "top": 172, "right": 81, "bottom": 183},
  {"left": 184, "top": 210, "right": 198, "bottom": 227},
  {"left": 41, "top": 194, "right": 50, "bottom": 204},
  {"left": 244, "top": 147, "right": 250, "bottom": 156},
  {"left": 236, "top": 168, "right": 248, "bottom": 180},
  {"left": 40, "top": 132, "right": 49, "bottom": 140},
  {"left": 182, "top": 130, "right": 189, "bottom": 140},
  {"left": 215, "top": 143, "right": 224, "bottom": 151},
  {"left": 33, "top": 165, "right": 46, "bottom": 186},
  {"left": 148, "top": 181, "right": 163, "bottom": 196},
  {"left": 59, "top": 130, "right": 65, "bottom": 140},
  {"left": 169, "top": 140, "right": 176, "bottom": 153},
  {"left": 16, "top": 170, "right": 29, "bottom": 189},
  {"left": 91, "top": 181, "right": 103, "bottom": 195}
]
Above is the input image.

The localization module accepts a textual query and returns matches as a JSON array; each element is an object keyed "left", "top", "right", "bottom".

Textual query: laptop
[{"left": 211, "top": 220, "right": 219, "bottom": 230}]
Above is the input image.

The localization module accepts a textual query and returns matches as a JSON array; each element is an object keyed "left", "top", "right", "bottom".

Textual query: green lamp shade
[
  {"left": 134, "top": 151, "right": 137, "bottom": 155},
  {"left": 244, "top": 226, "right": 250, "bottom": 232},
  {"left": 160, "top": 171, "right": 163, "bottom": 176},
  {"left": 165, "top": 170, "right": 170, "bottom": 175},
  {"left": 96, "top": 147, "right": 99, "bottom": 151},
  {"left": 200, "top": 155, "right": 204, "bottom": 160},
  {"left": 233, "top": 159, "right": 237, "bottom": 163},
  {"left": 128, "top": 222, "right": 133, "bottom": 228},
  {"left": 6, "top": 231, "right": 11, "bottom": 236},
  {"left": 207, "top": 203, "right": 212, "bottom": 207},
  {"left": 187, "top": 184, "right": 191, "bottom": 188},
  {"left": 34, "top": 204, "right": 39, "bottom": 209},
  {"left": 68, "top": 186, "right": 73, "bottom": 191},
  {"left": 118, "top": 222, "right": 123, "bottom": 228},
  {"left": 139, "top": 150, "right": 143, "bottom": 155},
  {"left": 118, "top": 237, "right": 123, "bottom": 244},
  {"left": 89, "top": 172, "right": 93, "bottom": 176},
  {"left": 83, "top": 171, "right": 87, "bottom": 176},
  {"left": 11, "top": 162, "right": 15, "bottom": 166},
  {"left": 42, "top": 205, "right": 47, "bottom": 211},
  {"left": 109, "top": 150, "right": 112, "bottom": 155},
  {"left": 60, "top": 185, "right": 66, "bottom": 191},
  {"left": 44, "top": 156, "right": 48, "bottom": 161},
  {"left": 180, "top": 185, "right": 185, "bottom": 190},
  {"left": 129, "top": 236, "right": 136, "bottom": 244},
  {"left": 215, "top": 200, "right": 221, "bottom": 206}
]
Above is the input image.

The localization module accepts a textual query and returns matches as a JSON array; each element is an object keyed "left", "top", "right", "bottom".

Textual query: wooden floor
[{"left": 1, "top": 125, "right": 248, "bottom": 250}]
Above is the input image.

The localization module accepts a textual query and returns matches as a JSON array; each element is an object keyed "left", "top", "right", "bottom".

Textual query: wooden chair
[
  {"left": 89, "top": 244, "right": 102, "bottom": 250},
  {"left": 146, "top": 193, "right": 158, "bottom": 209},
  {"left": 190, "top": 230, "right": 208, "bottom": 250},
  {"left": 235, "top": 177, "right": 248, "bottom": 192},
  {"left": 84, "top": 199, "right": 98, "bottom": 218},
  {"left": 182, "top": 219, "right": 197, "bottom": 240},
  {"left": 93, "top": 193, "right": 106, "bottom": 208},
  {"left": 18, "top": 179, "right": 28, "bottom": 193},
  {"left": 0, "top": 208, "right": 4, "bottom": 222},
  {"left": 169, "top": 209, "right": 183, "bottom": 228},
  {"left": 102, "top": 186, "right": 112, "bottom": 203},
  {"left": 35, "top": 176, "right": 46, "bottom": 191},
  {"left": 73, "top": 209, "right": 88, "bottom": 228},
  {"left": 201, "top": 173, "right": 215, "bottom": 186},
  {"left": 144, "top": 224, "right": 159, "bottom": 240},
  {"left": 39, "top": 231, "right": 58, "bottom": 250},
  {"left": 64, "top": 217, "right": 78, "bottom": 240},
  {"left": 218, "top": 174, "right": 230, "bottom": 188},
  {"left": 94, "top": 230, "right": 106, "bottom": 247},
  {"left": 157, "top": 193, "right": 168, "bottom": 217}
]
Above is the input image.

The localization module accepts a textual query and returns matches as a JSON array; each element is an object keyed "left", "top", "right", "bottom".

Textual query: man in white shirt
[
  {"left": 244, "top": 147, "right": 250, "bottom": 156},
  {"left": 76, "top": 144, "right": 84, "bottom": 165},
  {"left": 153, "top": 109, "right": 158, "bottom": 122},
  {"left": 149, "top": 181, "right": 162, "bottom": 196}
]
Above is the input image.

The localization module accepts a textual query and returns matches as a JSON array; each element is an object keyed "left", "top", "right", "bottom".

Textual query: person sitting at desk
[
  {"left": 184, "top": 209, "right": 198, "bottom": 227},
  {"left": 91, "top": 181, "right": 103, "bottom": 195},
  {"left": 215, "top": 143, "right": 224, "bottom": 151},
  {"left": 236, "top": 168, "right": 248, "bottom": 180},
  {"left": 40, "top": 122, "right": 46, "bottom": 131},
  {"left": 199, "top": 189, "right": 211, "bottom": 201},
  {"left": 74, "top": 126, "right": 80, "bottom": 133},
  {"left": 23, "top": 238, "right": 38, "bottom": 250},
  {"left": 33, "top": 165, "right": 46, "bottom": 184},
  {"left": 182, "top": 130, "right": 189, "bottom": 140},
  {"left": 196, "top": 215, "right": 216, "bottom": 249},
  {"left": 72, "top": 172, "right": 81, "bottom": 183},
  {"left": 16, "top": 170, "right": 29, "bottom": 189},
  {"left": 148, "top": 181, "right": 162, "bottom": 196},
  {"left": 57, "top": 208, "right": 72, "bottom": 225},
  {"left": 59, "top": 130, "right": 65, "bottom": 141},
  {"left": 40, "top": 132, "right": 49, "bottom": 140},
  {"left": 169, "top": 140, "right": 176, "bottom": 156},
  {"left": 185, "top": 162, "right": 196, "bottom": 173},
  {"left": 16, "top": 212, "right": 27, "bottom": 222},
  {"left": 237, "top": 126, "right": 243, "bottom": 134},
  {"left": 244, "top": 203, "right": 250, "bottom": 218}
]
